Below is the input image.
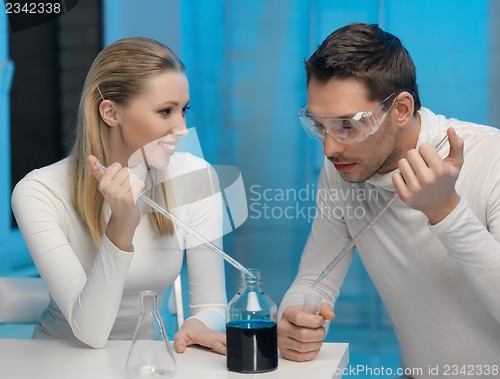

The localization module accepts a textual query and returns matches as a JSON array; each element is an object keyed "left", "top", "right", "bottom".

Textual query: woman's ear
[
  {"left": 393, "top": 92, "right": 415, "bottom": 128},
  {"left": 98, "top": 99, "right": 120, "bottom": 127}
]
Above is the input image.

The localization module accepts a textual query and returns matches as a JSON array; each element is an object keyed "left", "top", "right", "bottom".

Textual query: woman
[{"left": 11, "top": 37, "right": 227, "bottom": 353}]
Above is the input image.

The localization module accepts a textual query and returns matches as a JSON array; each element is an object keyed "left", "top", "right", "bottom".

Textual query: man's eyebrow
[
  {"left": 334, "top": 113, "right": 356, "bottom": 118},
  {"left": 312, "top": 112, "right": 356, "bottom": 119}
]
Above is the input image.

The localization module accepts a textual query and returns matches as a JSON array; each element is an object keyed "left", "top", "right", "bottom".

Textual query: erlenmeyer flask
[{"left": 125, "top": 291, "right": 177, "bottom": 378}]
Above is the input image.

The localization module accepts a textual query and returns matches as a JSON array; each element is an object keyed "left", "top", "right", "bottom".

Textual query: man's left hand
[{"left": 393, "top": 127, "right": 464, "bottom": 225}]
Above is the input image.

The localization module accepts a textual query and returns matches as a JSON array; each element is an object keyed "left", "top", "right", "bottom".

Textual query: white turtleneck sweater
[
  {"left": 12, "top": 153, "right": 227, "bottom": 348},
  {"left": 279, "top": 108, "right": 500, "bottom": 377}
]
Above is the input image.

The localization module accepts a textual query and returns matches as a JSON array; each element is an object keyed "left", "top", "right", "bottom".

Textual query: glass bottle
[
  {"left": 125, "top": 291, "right": 177, "bottom": 378},
  {"left": 226, "top": 269, "right": 278, "bottom": 373}
]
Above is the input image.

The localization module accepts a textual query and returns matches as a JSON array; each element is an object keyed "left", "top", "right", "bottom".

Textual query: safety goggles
[{"left": 298, "top": 91, "right": 400, "bottom": 144}]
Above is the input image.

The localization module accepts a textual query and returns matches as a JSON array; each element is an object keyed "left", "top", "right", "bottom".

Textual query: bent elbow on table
[
  {"left": 70, "top": 321, "right": 110, "bottom": 349},
  {"left": 73, "top": 330, "right": 109, "bottom": 349}
]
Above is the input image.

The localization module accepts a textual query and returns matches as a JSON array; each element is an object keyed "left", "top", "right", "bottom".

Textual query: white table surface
[{"left": 0, "top": 339, "right": 348, "bottom": 379}]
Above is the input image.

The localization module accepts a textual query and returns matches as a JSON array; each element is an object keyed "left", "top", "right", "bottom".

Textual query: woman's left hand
[{"left": 174, "top": 318, "right": 226, "bottom": 355}]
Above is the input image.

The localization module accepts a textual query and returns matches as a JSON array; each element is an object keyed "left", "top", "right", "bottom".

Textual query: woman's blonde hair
[{"left": 70, "top": 37, "right": 185, "bottom": 244}]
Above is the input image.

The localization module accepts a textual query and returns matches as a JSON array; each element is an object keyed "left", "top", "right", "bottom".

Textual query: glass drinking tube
[
  {"left": 312, "top": 134, "right": 450, "bottom": 287},
  {"left": 95, "top": 162, "right": 255, "bottom": 279}
]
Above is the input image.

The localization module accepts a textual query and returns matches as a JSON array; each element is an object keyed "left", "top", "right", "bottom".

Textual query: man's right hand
[{"left": 277, "top": 304, "right": 335, "bottom": 361}]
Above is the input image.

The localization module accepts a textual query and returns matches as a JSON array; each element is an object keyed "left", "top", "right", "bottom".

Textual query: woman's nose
[
  {"left": 171, "top": 115, "right": 189, "bottom": 137},
  {"left": 172, "top": 126, "right": 189, "bottom": 138}
]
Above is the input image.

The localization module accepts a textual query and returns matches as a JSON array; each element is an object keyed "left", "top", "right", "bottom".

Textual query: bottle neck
[
  {"left": 240, "top": 270, "right": 263, "bottom": 292},
  {"left": 140, "top": 290, "right": 159, "bottom": 314}
]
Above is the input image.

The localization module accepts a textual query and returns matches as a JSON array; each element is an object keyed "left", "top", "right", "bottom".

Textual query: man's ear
[
  {"left": 98, "top": 99, "right": 120, "bottom": 127},
  {"left": 393, "top": 91, "right": 415, "bottom": 128}
]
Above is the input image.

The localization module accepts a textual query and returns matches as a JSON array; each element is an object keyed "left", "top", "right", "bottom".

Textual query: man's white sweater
[{"left": 280, "top": 108, "right": 500, "bottom": 377}]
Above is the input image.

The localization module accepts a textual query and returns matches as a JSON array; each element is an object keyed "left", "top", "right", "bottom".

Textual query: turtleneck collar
[{"left": 365, "top": 107, "right": 449, "bottom": 191}]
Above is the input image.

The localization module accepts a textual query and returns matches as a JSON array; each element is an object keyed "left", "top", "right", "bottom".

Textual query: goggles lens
[{"left": 298, "top": 92, "right": 399, "bottom": 144}]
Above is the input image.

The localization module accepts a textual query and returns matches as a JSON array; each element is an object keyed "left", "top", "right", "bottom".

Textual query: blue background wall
[
  {"left": 1, "top": 0, "right": 498, "bottom": 371},
  {"left": 99, "top": 0, "right": 495, "bottom": 299},
  {"left": 100, "top": 0, "right": 497, "bottom": 328},
  {"left": 0, "top": 4, "right": 27, "bottom": 277}
]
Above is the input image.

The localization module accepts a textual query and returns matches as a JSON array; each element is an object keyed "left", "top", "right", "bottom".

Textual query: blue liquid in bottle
[
  {"left": 226, "top": 270, "right": 278, "bottom": 373},
  {"left": 226, "top": 319, "right": 277, "bottom": 373}
]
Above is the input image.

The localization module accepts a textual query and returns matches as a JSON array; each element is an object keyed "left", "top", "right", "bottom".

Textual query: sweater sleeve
[
  {"left": 278, "top": 161, "right": 353, "bottom": 321},
  {"left": 429, "top": 194, "right": 500, "bottom": 324},
  {"left": 11, "top": 173, "right": 134, "bottom": 348}
]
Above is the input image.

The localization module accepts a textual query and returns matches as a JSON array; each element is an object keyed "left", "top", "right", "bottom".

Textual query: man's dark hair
[{"left": 305, "top": 23, "right": 421, "bottom": 113}]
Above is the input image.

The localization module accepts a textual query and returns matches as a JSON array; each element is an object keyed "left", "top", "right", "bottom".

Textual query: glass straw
[
  {"left": 96, "top": 162, "right": 255, "bottom": 278},
  {"left": 312, "top": 134, "right": 450, "bottom": 287}
]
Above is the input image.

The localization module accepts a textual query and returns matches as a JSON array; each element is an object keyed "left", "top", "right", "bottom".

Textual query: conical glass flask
[{"left": 125, "top": 291, "right": 177, "bottom": 378}]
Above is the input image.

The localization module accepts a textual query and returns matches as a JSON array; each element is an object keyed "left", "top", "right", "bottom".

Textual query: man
[{"left": 278, "top": 23, "right": 500, "bottom": 377}]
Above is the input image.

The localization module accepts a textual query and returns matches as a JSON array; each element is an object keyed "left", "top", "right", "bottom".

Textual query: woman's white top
[{"left": 12, "top": 153, "right": 227, "bottom": 348}]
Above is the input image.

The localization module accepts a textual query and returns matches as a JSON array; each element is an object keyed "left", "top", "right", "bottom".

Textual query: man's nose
[{"left": 323, "top": 132, "right": 346, "bottom": 157}]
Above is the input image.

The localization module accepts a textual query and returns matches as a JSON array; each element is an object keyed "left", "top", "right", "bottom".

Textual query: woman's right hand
[{"left": 87, "top": 155, "right": 145, "bottom": 251}]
